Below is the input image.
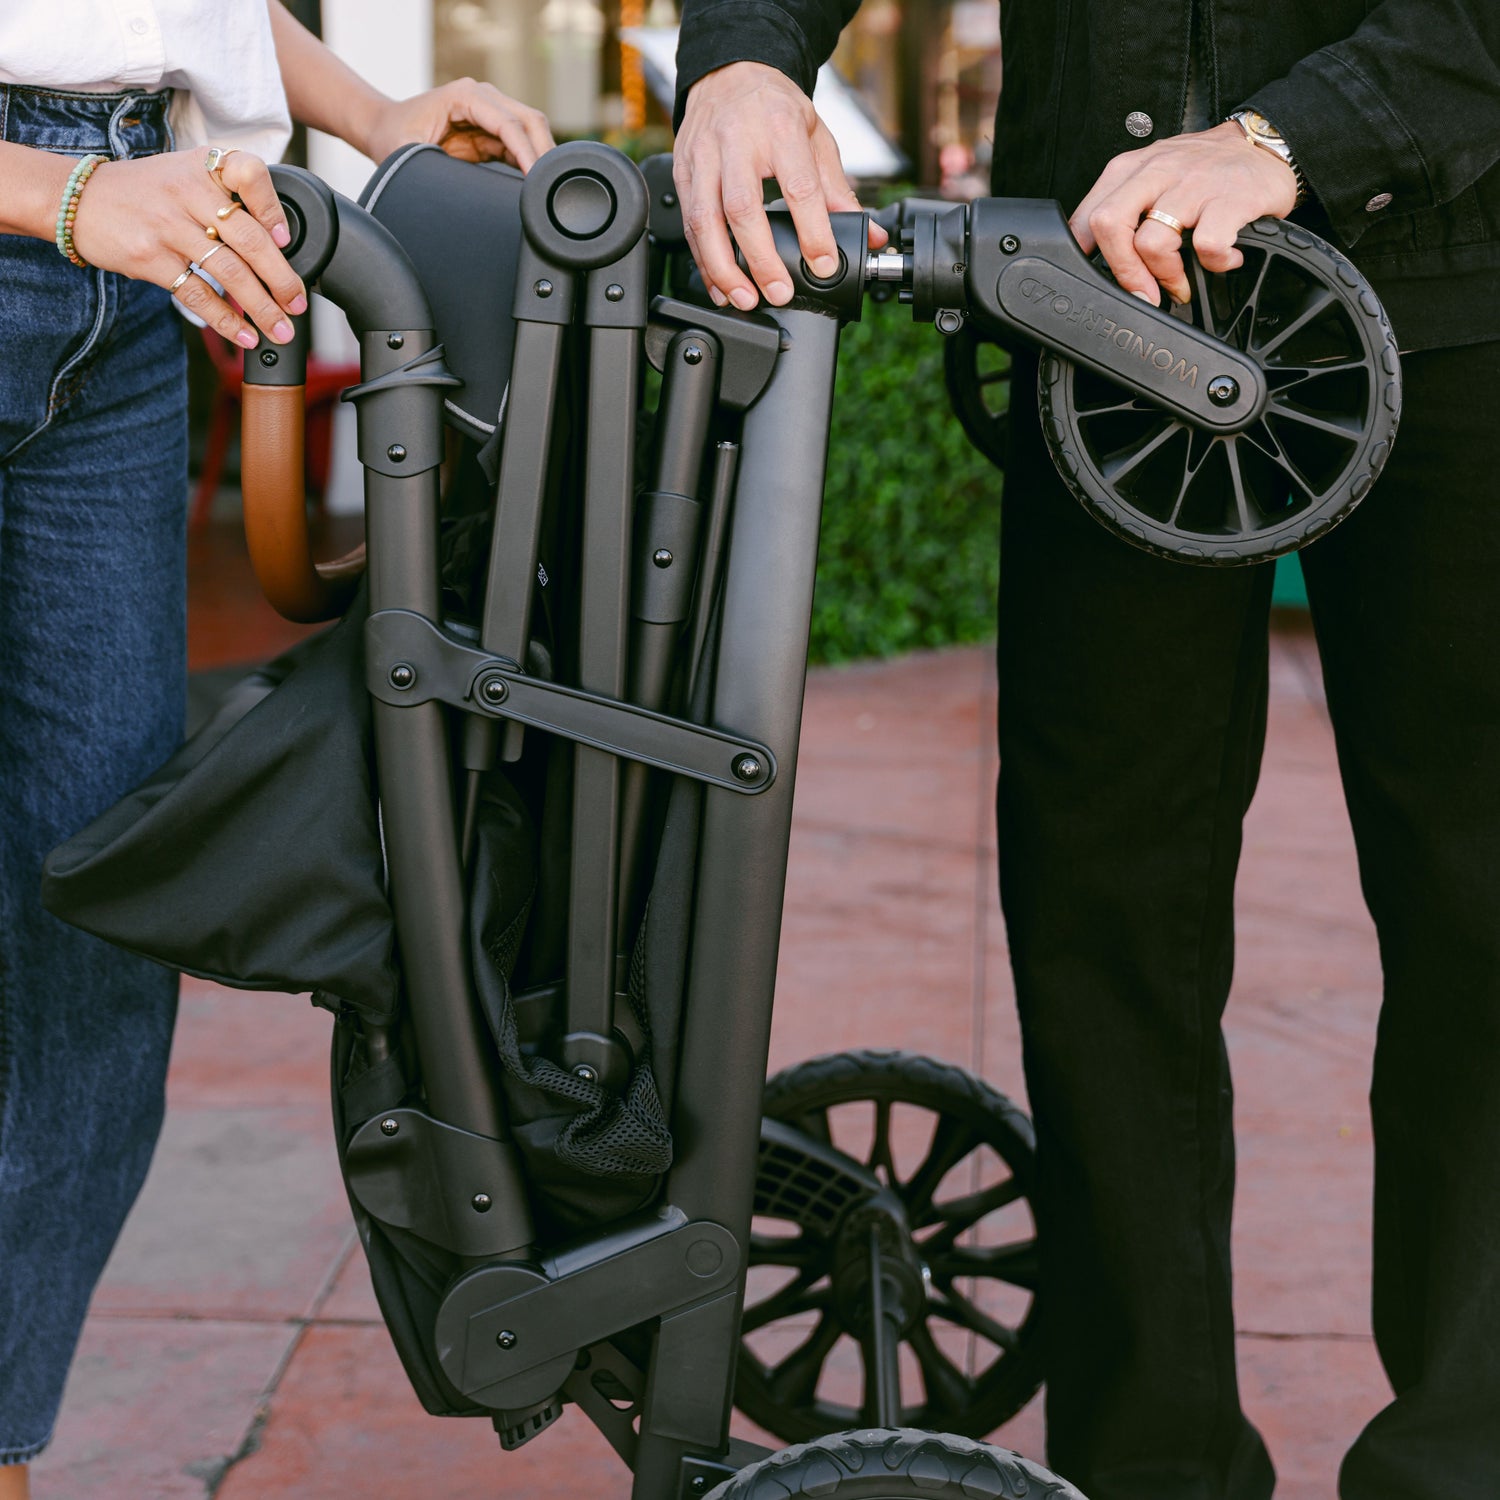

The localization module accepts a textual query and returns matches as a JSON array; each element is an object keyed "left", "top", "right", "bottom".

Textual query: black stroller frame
[{"left": 224, "top": 141, "right": 1400, "bottom": 1498}]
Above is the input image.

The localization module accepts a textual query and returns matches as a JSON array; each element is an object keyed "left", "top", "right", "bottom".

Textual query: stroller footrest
[
  {"left": 366, "top": 609, "right": 777, "bottom": 792},
  {"left": 434, "top": 1217, "right": 740, "bottom": 1409}
]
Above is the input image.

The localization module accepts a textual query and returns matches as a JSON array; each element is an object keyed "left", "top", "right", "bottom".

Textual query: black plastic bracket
[
  {"left": 340, "top": 343, "right": 461, "bottom": 476},
  {"left": 645, "top": 297, "right": 781, "bottom": 410},
  {"left": 344, "top": 1107, "right": 533, "bottom": 1258},
  {"left": 434, "top": 1216, "right": 742, "bottom": 1409},
  {"left": 365, "top": 609, "right": 777, "bottom": 794}
]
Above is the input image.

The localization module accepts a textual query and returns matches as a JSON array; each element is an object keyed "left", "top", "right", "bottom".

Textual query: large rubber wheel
[
  {"left": 705, "top": 1428, "right": 1085, "bottom": 1499},
  {"left": 944, "top": 321, "right": 1012, "bottom": 470},
  {"left": 737, "top": 1051, "right": 1041, "bottom": 1444},
  {"left": 1040, "top": 216, "right": 1401, "bottom": 565}
]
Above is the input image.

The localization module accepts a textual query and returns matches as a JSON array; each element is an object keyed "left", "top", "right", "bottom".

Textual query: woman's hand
[
  {"left": 674, "top": 61, "right": 885, "bottom": 309},
  {"left": 361, "top": 79, "right": 555, "bottom": 172},
  {"left": 71, "top": 148, "right": 306, "bottom": 349},
  {"left": 1069, "top": 122, "right": 1299, "bottom": 306}
]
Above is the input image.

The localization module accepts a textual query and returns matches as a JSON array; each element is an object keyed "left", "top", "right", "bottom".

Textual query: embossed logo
[{"left": 1017, "top": 277, "right": 1200, "bottom": 386}]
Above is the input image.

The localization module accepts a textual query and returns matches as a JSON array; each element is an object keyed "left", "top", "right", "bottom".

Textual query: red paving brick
[{"left": 29, "top": 546, "right": 1393, "bottom": 1498}]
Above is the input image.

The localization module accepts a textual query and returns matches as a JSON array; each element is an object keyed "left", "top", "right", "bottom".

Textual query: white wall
[{"left": 307, "top": 0, "right": 435, "bottom": 513}]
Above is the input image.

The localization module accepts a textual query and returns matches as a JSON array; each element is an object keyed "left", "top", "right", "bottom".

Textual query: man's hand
[
  {"left": 1070, "top": 122, "right": 1299, "bottom": 306},
  {"left": 674, "top": 61, "right": 885, "bottom": 309},
  {"left": 363, "top": 79, "right": 555, "bottom": 173}
]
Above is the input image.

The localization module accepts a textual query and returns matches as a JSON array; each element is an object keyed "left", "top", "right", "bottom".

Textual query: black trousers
[{"left": 996, "top": 339, "right": 1500, "bottom": 1500}]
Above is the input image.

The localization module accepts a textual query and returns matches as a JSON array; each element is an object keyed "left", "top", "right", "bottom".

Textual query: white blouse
[{"left": 0, "top": 0, "right": 291, "bottom": 161}]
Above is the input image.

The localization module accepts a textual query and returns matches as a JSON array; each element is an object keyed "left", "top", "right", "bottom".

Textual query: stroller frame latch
[{"left": 365, "top": 608, "right": 778, "bottom": 794}]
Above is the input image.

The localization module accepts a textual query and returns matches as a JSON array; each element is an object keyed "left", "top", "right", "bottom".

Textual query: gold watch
[{"left": 1228, "top": 108, "right": 1307, "bottom": 207}]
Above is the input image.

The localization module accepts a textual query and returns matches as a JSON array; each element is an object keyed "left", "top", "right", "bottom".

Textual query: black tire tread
[
  {"left": 1039, "top": 215, "right": 1401, "bottom": 566},
  {"left": 706, "top": 1427, "right": 1085, "bottom": 1499}
]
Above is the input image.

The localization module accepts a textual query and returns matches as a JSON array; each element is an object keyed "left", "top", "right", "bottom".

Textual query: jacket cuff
[
  {"left": 1243, "top": 56, "right": 1433, "bottom": 247},
  {"left": 674, "top": 1, "right": 817, "bottom": 130}
]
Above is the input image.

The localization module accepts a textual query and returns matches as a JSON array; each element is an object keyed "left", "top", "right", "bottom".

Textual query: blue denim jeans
[{"left": 0, "top": 86, "right": 185, "bottom": 1463}]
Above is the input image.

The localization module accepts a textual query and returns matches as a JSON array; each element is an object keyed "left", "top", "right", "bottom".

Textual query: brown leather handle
[{"left": 241, "top": 383, "right": 365, "bottom": 623}]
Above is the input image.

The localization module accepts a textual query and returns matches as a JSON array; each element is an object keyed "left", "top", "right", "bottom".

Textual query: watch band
[{"left": 1228, "top": 108, "right": 1308, "bottom": 207}]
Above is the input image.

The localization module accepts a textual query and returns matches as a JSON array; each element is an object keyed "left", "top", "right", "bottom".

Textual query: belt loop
[
  {"left": 107, "top": 94, "right": 134, "bottom": 159},
  {"left": 0, "top": 85, "right": 10, "bottom": 145}
]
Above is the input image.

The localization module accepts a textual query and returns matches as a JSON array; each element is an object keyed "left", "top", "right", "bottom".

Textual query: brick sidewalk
[{"left": 32, "top": 602, "right": 1391, "bottom": 1498}]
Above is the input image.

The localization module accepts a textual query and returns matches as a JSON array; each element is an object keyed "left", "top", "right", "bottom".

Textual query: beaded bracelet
[{"left": 56, "top": 153, "right": 106, "bottom": 268}]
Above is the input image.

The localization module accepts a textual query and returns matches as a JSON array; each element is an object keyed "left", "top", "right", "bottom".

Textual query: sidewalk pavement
[{"left": 32, "top": 551, "right": 1390, "bottom": 1497}]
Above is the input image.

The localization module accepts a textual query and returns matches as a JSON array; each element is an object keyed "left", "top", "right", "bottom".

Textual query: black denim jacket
[{"left": 675, "top": 0, "right": 1500, "bottom": 351}]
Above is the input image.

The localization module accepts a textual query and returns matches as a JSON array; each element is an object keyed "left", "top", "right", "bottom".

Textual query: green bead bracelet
[{"left": 56, "top": 153, "right": 106, "bottom": 268}]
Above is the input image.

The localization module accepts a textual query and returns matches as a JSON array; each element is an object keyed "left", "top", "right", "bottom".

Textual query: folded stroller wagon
[{"left": 46, "top": 141, "right": 1399, "bottom": 1497}]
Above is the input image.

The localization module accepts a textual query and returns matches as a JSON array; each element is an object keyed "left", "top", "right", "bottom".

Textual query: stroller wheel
[
  {"left": 705, "top": 1427, "right": 1084, "bottom": 1499},
  {"left": 738, "top": 1050, "right": 1041, "bottom": 1443},
  {"left": 944, "top": 320, "right": 1012, "bottom": 470},
  {"left": 1039, "top": 217, "right": 1400, "bottom": 565}
]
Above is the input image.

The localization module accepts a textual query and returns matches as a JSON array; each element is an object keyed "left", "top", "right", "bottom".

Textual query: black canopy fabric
[{"left": 41, "top": 590, "right": 402, "bottom": 1022}]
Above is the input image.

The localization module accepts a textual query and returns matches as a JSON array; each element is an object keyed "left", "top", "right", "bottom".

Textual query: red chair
[{"left": 190, "top": 328, "right": 362, "bottom": 531}]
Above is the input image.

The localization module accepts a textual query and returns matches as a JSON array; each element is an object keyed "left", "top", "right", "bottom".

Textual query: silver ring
[
  {"left": 1142, "top": 207, "right": 1186, "bottom": 236},
  {"left": 168, "top": 265, "right": 195, "bottom": 293},
  {"left": 198, "top": 242, "right": 225, "bottom": 266}
]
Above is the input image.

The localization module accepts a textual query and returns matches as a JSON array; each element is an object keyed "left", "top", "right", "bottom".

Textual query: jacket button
[
  {"left": 1365, "top": 192, "right": 1393, "bottom": 212},
  {"left": 1125, "top": 111, "right": 1154, "bottom": 138},
  {"left": 129, "top": 14, "right": 149, "bottom": 32}
]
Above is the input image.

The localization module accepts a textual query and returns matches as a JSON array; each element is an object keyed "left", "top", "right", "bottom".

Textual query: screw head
[
  {"left": 386, "top": 443, "right": 407, "bottom": 462},
  {"left": 1207, "top": 376, "right": 1240, "bottom": 406},
  {"left": 683, "top": 344, "right": 704, "bottom": 366},
  {"left": 572, "top": 1063, "right": 599, "bottom": 1084},
  {"left": 387, "top": 333, "right": 404, "bottom": 350},
  {"left": 605, "top": 283, "right": 624, "bottom": 302},
  {"left": 935, "top": 309, "right": 963, "bottom": 335},
  {"left": 662, "top": 191, "right": 677, "bottom": 208},
  {"left": 480, "top": 676, "right": 508, "bottom": 705},
  {"left": 534, "top": 278, "right": 553, "bottom": 298},
  {"left": 652, "top": 548, "right": 673, "bottom": 568},
  {"left": 495, "top": 1329, "right": 518, "bottom": 1350},
  {"left": 1000, "top": 235, "right": 1021, "bottom": 254},
  {"left": 471, "top": 1193, "right": 493, "bottom": 1213},
  {"left": 259, "top": 349, "right": 278, "bottom": 367},
  {"left": 388, "top": 663, "right": 415, "bottom": 690},
  {"left": 732, "top": 754, "right": 762, "bottom": 783},
  {"left": 690, "top": 1480, "right": 708, "bottom": 1494},
  {"left": 379, "top": 1117, "right": 400, "bottom": 1136}
]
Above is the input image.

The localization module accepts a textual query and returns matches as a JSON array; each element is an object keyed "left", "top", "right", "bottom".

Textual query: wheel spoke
[
  {"left": 978, "top": 369, "right": 1009, "bottom": 387},
  {"left": 742, "top": 1273, "right": 829, "bottom": 1334},
  {"left": 1267, "top": 358, "right": 1366, "bottom": 390},
  {"left": 765, "top": 1312, "right": 842, "bottom": 1407},
  {"left": 1100, "top": 419, "right": 1182, "bottom": 486},
  {"left": 1255, "top": 287, "right": 1335, "bottom": 361},
  {"left": 1075, "top": 394, "right": 1154, "bottom": 420},
  {"left": 1266, "top": 403, "right": 1362, "bottom": 442},
  {"left": 1223, "top": 251, "right": 1273, "bottom": 350},
  {"left": 869, "top": 1097, "right": 897, "bottom": 1182},
  {"left": 902, "top": 1115, "right": 979, "bottom": 1217},
  {"left": 788, "top": 1108, "right": 832, "bottom": 1147},
  {"left": 931, "top": 1286, "right": 1023, "bottom": 1354},
  {"left": 1164, "top": 435, "right": 1211, "bottom": 527},
  {"left": 749, "top": 1232, "right": 824, "bottom": 1270},
  {"left": 919, "top": 1175, "right": 1025, "bottom": 1239},
  {"left": 906, "top": 1320, "right": 977, "bottom": 1416},
  {"left": 930, "top": 1238, "right": 1040, "bottom": 1292},
  {"left": 1187, "top": 252, "right": 1218, "bottom": 338},
  {"left": 1224, "top": 437, "right": 1258, "bottom": 534}
]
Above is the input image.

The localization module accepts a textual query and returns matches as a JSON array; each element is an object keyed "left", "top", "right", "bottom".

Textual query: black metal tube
[
  {"left": 685, "top": 442, "right": 740, "bottom": 705},
  {"left": 632, "top": 309, "right": 843, "bottom": 1494}
]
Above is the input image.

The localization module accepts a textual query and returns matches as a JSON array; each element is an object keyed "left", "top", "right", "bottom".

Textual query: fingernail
[
  {"left": 236, "top": 329, "right": 258, "bottom": 349},
  {"left": 708, "top": 286, "right": 728, "bottom": 307},
  {"left": 288, "top": 294, "right": 308, "bottom": 315},
  {"left": 272, "top": 223, "right": 291, "bottom": 247},
  {"left": 766, "top": 280, "right": 792, "bottom": 305},
  {"left": 811, "top": 255, "right": 838, "bottom": 278},
  {"left": 272, "top": 320, "right": 293, "bottom": 343},
  {"left": 1132, "top": 287, "right": 1160, "bottom": 306},
  {"left": 730, "top": 287, "right": 758, "bottom": 311}
]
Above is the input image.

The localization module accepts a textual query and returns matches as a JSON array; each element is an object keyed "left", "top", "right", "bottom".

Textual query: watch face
[{"left": 1242, "top": 109, "right": 1284, "bottom": 143}]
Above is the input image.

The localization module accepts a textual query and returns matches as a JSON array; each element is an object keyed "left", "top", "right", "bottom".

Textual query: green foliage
[{"left": 810, "top": 301, "right": 1005, "bottom": 664}]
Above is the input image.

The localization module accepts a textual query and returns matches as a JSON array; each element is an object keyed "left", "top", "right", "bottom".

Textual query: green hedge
[{"left": 809, "top": 301, "right": 1005, "bottom": 664}]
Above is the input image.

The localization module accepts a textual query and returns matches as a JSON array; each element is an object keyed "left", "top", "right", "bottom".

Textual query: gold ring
[
  {"left": 199, "top": 242, "right": 225, "bottom": 265},
  {"left": 215, "top": 200, "right": 244, "bottom": 222},
  {"left": 1143, "top": 208, "right": 1186, "bottom": 235},
  {"left": 168, "top": 265, "right": 194, "bottom": 294},
  {"left": 203, "top": 146, "right": 241, "bottom": 190},
  {"left": 205, "top": 223, "right": 220, "bottom": 241}
]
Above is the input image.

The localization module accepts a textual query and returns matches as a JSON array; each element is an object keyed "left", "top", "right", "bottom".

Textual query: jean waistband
[{"left": 0, "top": 83, "right": 173, "bottom": 160}]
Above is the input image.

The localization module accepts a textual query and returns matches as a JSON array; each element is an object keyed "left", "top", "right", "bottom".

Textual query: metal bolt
[
  {"left": 953, "top": 262, "right": 966, "bottom": 274},
  {"left": 379, "top": 1117, "right": 400, "bottom": 1136},
  {"left": 387, "top": 333, "right": 404, "bottom": 350},
  {"left": 534, "top": 278, "right": 553, "bottom": 298},
  {"left": 732, "top": 754, "right": 762, "bottom": 783},
  {"left": 388, "top": 664, "right": 415, "bottom": 691},
  {"left": 259, "top": 349, "right": 278, "bottom": 367},
  {"left": 1207, "top": 376, "right": 1240, "bottom": 406},
  {"left": 605, "top": 283, "right": 624, "bottom": 302},
  {"left": 496, "top": 1329, "right": 518, "bottom": 1350},
  {"left": 690, "top": 1480, "right": 708, "bottom": 1494},
  {"left": 480, "top": 677, "right": 508, "bottom": 706},
  {"left": 387, "top": 443, "right": 407, "bottom": 462},
  {"left": 935, "top": 309, "right": 963, "bottom": 335},
  {"left": 653, "top": 548, "right": 673, "bottom": 568},
  {"left": 1000, "top": 235, "right": 1021, "bottom": 254},
  {"left": 662, "top": 191, "right": 677, "bottom": 208},
  {"left": 683, "top": 344, "right": 704, "bottom": 366},
  {"left": 573, "top": 1063, "right": 599, "bottom": 1084},
  {"left": 472, "top": 1193, "right": 493, "bottom": 1213}
]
